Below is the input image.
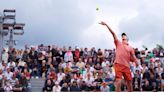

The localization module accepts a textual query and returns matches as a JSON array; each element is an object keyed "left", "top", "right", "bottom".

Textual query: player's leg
[
  {"left": 114, "top": 63, "right": 123, "bottom": 92},
  {"left": 123, "top": 67, "right": 133, "bottom": 92},
  {"left": 126, "top": 80, "right": 133, "bottom": 92},
  {"left": 114, "top": 79, "right": 122, "bottom": 92}
]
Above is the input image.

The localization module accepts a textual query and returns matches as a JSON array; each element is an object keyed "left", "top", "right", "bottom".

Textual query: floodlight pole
[
  {"left": 0, "top": 9, "right": 25, "bottom": 62},
  {"left": 0, "top": 16, "right": 3, "bottom": 62},
  {"left": 3, "top": 9, "right": 25, "bottom": 51},
  {"left": 8, "top": 28, "right": 14, "bottom": 50}
]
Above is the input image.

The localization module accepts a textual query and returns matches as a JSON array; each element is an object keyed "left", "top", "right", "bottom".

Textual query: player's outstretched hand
[{"left": 99, "top": 21, "right": 107, "bottom": 25}]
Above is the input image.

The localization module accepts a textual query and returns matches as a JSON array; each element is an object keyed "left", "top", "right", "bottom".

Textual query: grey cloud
[
  {"left": 118, "top": 1, "right": 164, "bottom": 48},
  {"left": 1, "top": 0, "right": 95, "bottom": 48}
]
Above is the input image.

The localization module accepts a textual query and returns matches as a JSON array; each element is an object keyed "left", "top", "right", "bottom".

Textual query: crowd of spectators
[{"left": 0, "top": 44, "right": 163, "bottom": 92}]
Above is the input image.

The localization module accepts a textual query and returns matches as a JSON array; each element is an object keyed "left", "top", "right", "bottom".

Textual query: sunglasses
[{"left": 122, "top": 38, "right": 129, "bottom": 41}]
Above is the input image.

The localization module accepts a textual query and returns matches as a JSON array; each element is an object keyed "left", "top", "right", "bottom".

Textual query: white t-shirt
[
  {"left": 0, "top": 63, "right": 5, "bottom": 70},
  {"left": 7, "top": 62, "right": 16, "bottom": 68},
  {"left": 141, "top": 66, "right": 148, "bottom": 73},
  {"left": 18, "top": 61, "right": 26, "bottom": 67},
  {"left": 100, "top": 86, "right": 110, "bottom": 92},
  {"left": 101, "top": 61, "right": 110, "bottom": 68},
  {"left": 61, "top": 62, "right": 66, "bottom": 69},
  {"left": 4, "top": 85, "right": 12, "bottom": 92},
  {"left": 107, "top": 71, "right": 115, "bottom": 80},
  {"left": 4, "top": 72, "right": 13, "bottom": 80},
  {"left": 57, "top": 73, "right": 65, "bottom": 82},
  {"left": 10, "top": 78, "right": 17, "bottom": 87},
  {"left": 156, "top": 67, "right": 163, "bottom": 75},
  {"left": 2, "top": 52, "right": 9, "bottom": 63},
  {"left": 84, "top": 77, "right": 94, "bottom": 87},
  {"left": 53, "top": 85, "right": 61, "bottom": 92},
  {"left": 90, "top": 67, "right": 95, "bottom": 72},
  {"left": 104, "top": 51, "right": 109, "bottom": 58},
  {"left": 68, "top": 62, "right": 73, "bottom": 67}
]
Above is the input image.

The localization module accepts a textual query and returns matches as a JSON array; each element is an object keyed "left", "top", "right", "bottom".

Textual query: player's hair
[{"left": 121, "top": 33, "right": 127, "bottom": 37}]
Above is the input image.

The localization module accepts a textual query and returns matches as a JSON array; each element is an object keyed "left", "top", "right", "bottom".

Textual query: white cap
[
  {"left": 106, "top": 61, "right": 110, "bottom": 65},
  {"left": 75, "top": 46, "right": 79, "bottom": 49},
  {"left": 42, "top": 60, "right": 46, "bottom": 63},
  {"left": 155, "top": 57, "right": 160, "bottom": 61},
  {"left": 55, "top": 81, "right": 59, "bottom": 85}
]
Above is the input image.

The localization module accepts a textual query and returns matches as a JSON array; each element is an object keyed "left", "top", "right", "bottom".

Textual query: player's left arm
[{"left": 131, "top": 48, "right": 139, "bottom": 67}]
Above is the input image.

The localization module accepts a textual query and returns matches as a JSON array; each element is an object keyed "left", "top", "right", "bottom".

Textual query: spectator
[
  {"left": 83, "top": 48, "right": 89, "bottom": 59},
  {"left": 2, "top": 49, "right": 9, "bottom": 64},
  {"left": 48, "top": 70, "right": 57, "bottom": 82},
  {"left": 97, "top": 49, "right": 103, "bottom": 61},
  {"left": 4, "top": 68, "right": 13, "bottom": 81},
  {"left": 64, "top": 63, "right": 71, "bottom": 74},
  {"left": 142, "top": 78, "right": 152, "bottom": 91},
  {"left": 71, "top": 61, "right": 79, "bottom": 74},
  {"left": 79, "top": 48, "right": 84, "bottom": 57},
  {"left": 61, "top": 82, "right": 68, "bottom": 91},
  {"left": 104, "top": 49, "right": 109, "bottom": 59},
  {"left": 0, "top": 44, "right": 163, "bottom": 92},
  {"left": 17, "top": 59, "right": 24, "bottom": 72},
  {"left": 43, "top": 79, "right": 54, "bottom": 92},
  {"left": 23, "top": 69, "right": 30, "bottom": 81},
  {"left": 4, "top": 80, "right": 12, "bottom": 92},
  {"left": 94, "top": 63, "right": 102, "bottom": 72},
  {"left": 64, "top": 46, "right": 73, "bottom": 62},
  {"left": 74, "top": 46, "right": 80, "bottom": 62},
  {"left": 94, "top": 75, "right": 103, "bottom": 84},
  {"left": 84, "top": 73, "right": 94, "bottom": 91},
  {"left": 41, "top": 60, "right": 48, "bottom": 79},
  {"left": 12, "top": 79, "right": 23, "bottom": 92},
  {"left": 19, "top": 73, "right": 28, "bottom": 91},
  {"left": 79, "top": 81, "right": 87, "bottom": 91},
  {"left": 101, "top": 59, "right": 110, "bottom": 68},
  {"left": 59, "top": 75, "right": 70, "bottom": 86},
  {"left": 105, "top": 69, "right": 115, "bottom": 91},
  {"left": 76, "top": 58, "right": 85, "bottom": 70},
  {"left": 161, "top": 70, "right": 164, "bottom": 91},
  {"left": 22, "top": 50, "right": 29, "bottom": 62},
  {"left": 52, "top": 81, "right": 61, "bottom": 92},
  {"left": 133, "top": 78, "right": 140, "bottom": 91},
  {"left": 0, "top": 69, "right": 3, "bottom": 80},
  {"left": 70, "top": 81, "right": 79, "bottom": 91},
  {"left": 57, "top": 69, "right": 65, "bottom": 82},
  {"left": 7, "top": 61, "right": 16, "bottom": 70},
  {"left": 90, "top": 47, "right": 97, "bottom": 58},
  {"left": 100, "top": 82, "right": 110, "bottom": 92},
  {"left": 156, "top": 63, "right": 163, "bottom": 76},
  {"left": 10, "top": 74, "right": 17, "bottom": 87}
]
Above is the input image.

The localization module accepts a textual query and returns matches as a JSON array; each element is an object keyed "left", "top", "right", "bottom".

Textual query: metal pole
[
  {"left": 0, "top": 16, "right": 3, "bottom": 63},
  {"left": 9, "top": 29, "right": 13, "bottom": 51}
]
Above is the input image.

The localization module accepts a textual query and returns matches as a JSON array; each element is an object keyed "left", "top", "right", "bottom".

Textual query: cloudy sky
[{"left": 0, "top": 0, "right": 164, "bottom": 50}]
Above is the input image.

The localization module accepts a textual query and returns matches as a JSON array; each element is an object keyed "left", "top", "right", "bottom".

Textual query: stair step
[
  {"left": 31, "top": 87, "right": 43, "bottom": 92},
  {"left": 30, "top": 78, "right": 45, "bottom": 92}
]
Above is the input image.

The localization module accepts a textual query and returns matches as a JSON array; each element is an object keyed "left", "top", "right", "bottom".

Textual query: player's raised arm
[{"left": 99, "top": 21, "right": 118, "bottom": 41}]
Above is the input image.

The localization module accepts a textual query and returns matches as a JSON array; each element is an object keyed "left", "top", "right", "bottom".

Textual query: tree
[{"left": 156, "top": 44, "right": 163, "bottom": 50}]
